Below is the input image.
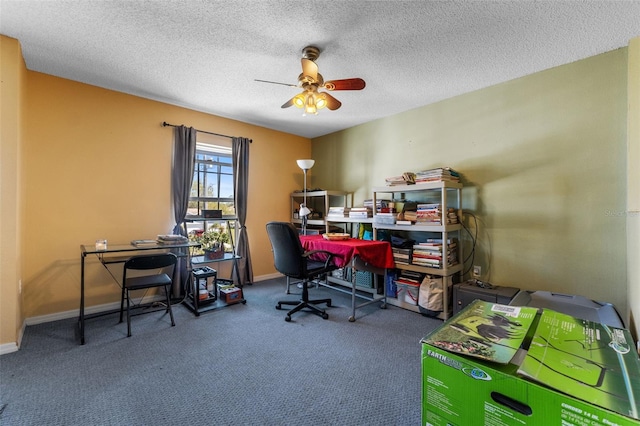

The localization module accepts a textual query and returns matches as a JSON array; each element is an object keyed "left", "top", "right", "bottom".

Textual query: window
[{"left": 186, "top": 143, "right": 234, "bottom": 234}]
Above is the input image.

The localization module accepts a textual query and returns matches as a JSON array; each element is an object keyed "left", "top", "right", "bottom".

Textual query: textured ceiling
[{"left": 2, "top": 1, "right": 640, "bottom": 138}]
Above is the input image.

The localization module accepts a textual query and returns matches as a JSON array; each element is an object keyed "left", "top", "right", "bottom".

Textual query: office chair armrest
[{"left": 303, "top": 249, "right": 336, "bottom": 269}]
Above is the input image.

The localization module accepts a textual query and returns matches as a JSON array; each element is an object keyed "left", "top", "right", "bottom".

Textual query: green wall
[{"left": 312, "top": 49, "right": 629, "bottom": 319}]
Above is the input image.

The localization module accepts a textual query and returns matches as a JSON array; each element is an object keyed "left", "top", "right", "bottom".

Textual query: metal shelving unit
[
  {"left": 291, "top": 190, "right": 350, "bottom": 233},
  {"left": 372, "top": 181, "right": 463, "bottom": 320},
  {"left": 181, "top": 218, "right": 246, "bottom": 316}
]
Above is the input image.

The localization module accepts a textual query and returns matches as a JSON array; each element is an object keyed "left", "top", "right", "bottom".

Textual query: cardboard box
[
  {"left": 219, "top": 285, "right": 243, "bottom": 304},
  {"left": 509, "top": 290, "right": 624, "bottom": 328},
  {"left": 421, "top": 301, "right": 640, "bottom": 426}
]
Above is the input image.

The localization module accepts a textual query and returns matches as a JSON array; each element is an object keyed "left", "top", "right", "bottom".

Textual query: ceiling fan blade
[
  {"left": 301, "top": 58, "right": 318, "bottom": 81},
  {"left": 281, "top": 97, "right": 295, "bottom": 108},
  {"left": 323, "top": 92, "right": 342, "bottom": 110},
  {"left": 255, "top": 79, "right": 298, "bottom": 87},
  {"left": 324, "top": 78, "right": 366, "bottom": 91}
]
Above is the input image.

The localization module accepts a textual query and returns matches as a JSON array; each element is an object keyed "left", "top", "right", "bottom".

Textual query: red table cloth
[{"left": 300, "top": 235, "right": 395, "bottom": 269}]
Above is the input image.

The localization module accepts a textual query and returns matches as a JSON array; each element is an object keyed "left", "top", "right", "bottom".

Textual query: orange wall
[
  {"left": 19, "top": 70, "right": 310, "bottom": 322},
  {"left": 1, "top": 36, "right": 25, "bottom": 349}
]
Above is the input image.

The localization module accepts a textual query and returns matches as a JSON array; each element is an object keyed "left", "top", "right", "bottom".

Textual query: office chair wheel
[
  {"left": 348, "top": 315, "right": 355, "bottom": 322},
  {"left": 326, "top": 301, "right": 332, "bottom": 307},
  {"left": 322, "top": 313, "right": 329, "bottom": 320},
  {"left": 285, "top": 315, "right": 292, "bottom": 322},
  {"left": 276, "top": 304, "right": 282, "bottom": 310}
]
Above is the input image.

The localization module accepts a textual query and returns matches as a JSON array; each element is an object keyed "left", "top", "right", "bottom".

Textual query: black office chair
[
  {"left": 266, "top": 221, "right": 338, "bottom": 321},
  {"left": 119, "top": 253, "right": 178, "bottom": 337}
]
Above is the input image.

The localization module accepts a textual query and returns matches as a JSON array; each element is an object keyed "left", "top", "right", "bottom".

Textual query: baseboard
[
  {"left": 0, "top": 341, "right": 19, "bottom": 355},
  {"left": 1, "top": 319, "right": 26, "bottom": 355},
  {"left": 25, "top": 295, "right": 167, "bottom": 326},
  {"left": 4, "top": 276, "right": 284, "bottom": 353},
  {"left": 24, "top": 277, "right": 282, "bottom": 327},
  {"left": 253, "top": 272, "right": 283, "bottom": 282},
  {"left": 21, "top": 272, "right": 283, "bottom": 326}
]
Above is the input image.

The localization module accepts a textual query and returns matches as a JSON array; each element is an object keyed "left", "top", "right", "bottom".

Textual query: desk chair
[
  {"left": 266, "top": 221, "right": 338, "bottom": 321},
  {"left": 119, "top": 253, "right": 177, "bottom": 337}
]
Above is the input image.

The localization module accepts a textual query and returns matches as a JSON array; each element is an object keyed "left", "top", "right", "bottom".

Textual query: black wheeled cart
[{"left": 183, "top": 262, "right": 246, "bottom": 316}]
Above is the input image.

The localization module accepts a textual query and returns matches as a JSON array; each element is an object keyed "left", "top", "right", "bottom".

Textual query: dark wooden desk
[
  {"left": 79, "top": 241, "right": 198, "bottom": 344},
  {"left": 300, "top": 235, "right": 394, "bottom": 321}
]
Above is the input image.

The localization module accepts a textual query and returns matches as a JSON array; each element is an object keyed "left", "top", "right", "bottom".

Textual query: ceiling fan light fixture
[
  {"left": 305, "top": 94, "right": 318, "bottom": 115},
  {"left": 315, "top": 93, "right": 328, "bottom": 110},
  {"left": 292, "top": 93, "right": 306, "bottom": 108},
  {"left": 294, "top": 91, "right": 326, "bottom": 115},
  {"left": 258, "top": 45, "right": 364, "bottom": 114}
]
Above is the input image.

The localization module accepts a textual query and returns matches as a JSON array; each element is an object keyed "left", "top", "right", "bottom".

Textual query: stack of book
[
  {"left": 402, "top": 210, "right": 417, "bottom": 222},
  {"left": 415, "top": 203, "right": 442, "bottom": 224},
  {"left": 446, "top": 207, "right": 459, "bottom": 224},
  {"left": 411, "top": 239, "right": 458, "bottom": 268},
  {"left": 348, "top": 207, "right": 373, "bottom": 218},
  {"left": 326, "top": 206, "right": 350, "bottom": 219},
  {"left": 402, "top": 205, "right": 459, "bottom": 225},
  {"left": 131, "top": 239, "right": 158, "bottom": 247},
  {"left": 392, "top": 247, "right": 412, "bottom": 265},
  {"left": 394, "top": 269, "right": 424, "bottom": 286},
  {"left": 415, "top": 167, "right": 460, "bottom": 184},
  {"left": 385, "top": 172, "right": 416, "bottom": 186},
  {"left": 157, "top": 234, "right": 189, "bottom": 244},
  {"left": 363, "top": 199, "right": 391, "bottom": 212}
]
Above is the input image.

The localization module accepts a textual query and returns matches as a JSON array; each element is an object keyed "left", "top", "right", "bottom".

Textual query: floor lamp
[{"left": 296, "top": 159, "right": 315, "bottom": 235}]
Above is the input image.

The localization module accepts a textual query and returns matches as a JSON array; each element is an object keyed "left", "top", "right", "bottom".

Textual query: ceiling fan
[{"left": 255, "top": 45, "right": 366, "bottom": 115}]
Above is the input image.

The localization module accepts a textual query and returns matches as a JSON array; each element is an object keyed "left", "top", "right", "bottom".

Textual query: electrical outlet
[{"left": 472, "top": 265, "right": 481, "bottom": 278}]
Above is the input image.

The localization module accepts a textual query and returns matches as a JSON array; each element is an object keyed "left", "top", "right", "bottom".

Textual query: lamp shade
[
  {"left": 299, "top": 205, "right": 312, "bottom": 217},
  {"left": 292, "top": 93, "right": 306, "bottom": 108},
  {"left": 296, "top": 159, "right": 315, "bottom": 170},
  {"left": 315, "top": 93, "right": 328, "bottom": 110}
]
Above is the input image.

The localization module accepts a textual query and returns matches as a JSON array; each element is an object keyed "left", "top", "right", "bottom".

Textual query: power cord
[{"left": 459, "top": 210, "right": 478, "bottom": 277}]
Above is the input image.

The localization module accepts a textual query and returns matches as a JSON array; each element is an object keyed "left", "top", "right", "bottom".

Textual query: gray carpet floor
[{"left": 0, "top": 277, "right": 442, "bottom": 425}]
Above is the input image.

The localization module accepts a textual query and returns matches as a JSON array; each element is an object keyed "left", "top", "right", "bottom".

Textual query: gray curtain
[
  {"left": 172, "top": 126, "right": 197, "bottom": 236},
  {"left": 232, "top": 137, "right": 253, "bottom": 287},
  {"left": 171, "top": 126, "right": 197, "bottom": 297}
]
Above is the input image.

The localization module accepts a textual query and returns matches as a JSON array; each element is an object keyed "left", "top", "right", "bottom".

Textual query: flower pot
[{"left": 204, "top": 249, "right": 224, "bottom": 260}]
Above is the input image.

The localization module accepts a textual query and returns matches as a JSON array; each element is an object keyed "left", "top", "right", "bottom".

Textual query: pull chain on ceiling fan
[{"left": 255, "top": 45, "right": 366, "bottom": 115}]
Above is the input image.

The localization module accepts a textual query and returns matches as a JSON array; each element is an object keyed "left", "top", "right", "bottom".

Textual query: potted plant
[{"left": 190, "top": 224, "right": 230, "bottom": 260}]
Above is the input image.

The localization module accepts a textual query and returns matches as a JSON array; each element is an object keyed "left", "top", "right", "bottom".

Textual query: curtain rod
[{"left": 162, "top": 121, "right": 249, "bottom": 141}]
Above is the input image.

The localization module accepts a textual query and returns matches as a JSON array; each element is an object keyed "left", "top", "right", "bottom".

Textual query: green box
[{"left": 421, "top": 301, "right": 640, "bottom": 426}]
